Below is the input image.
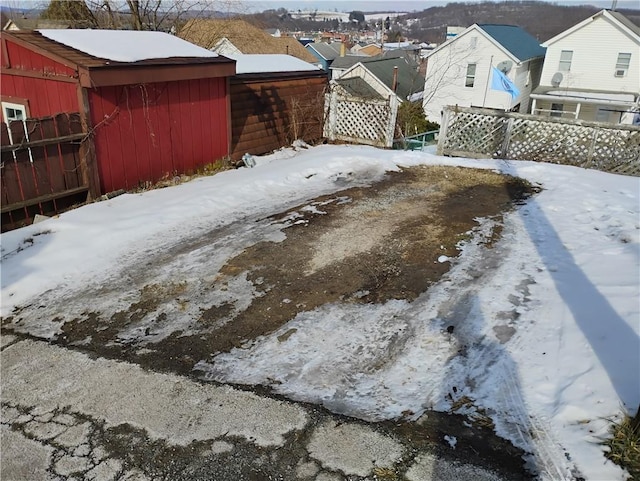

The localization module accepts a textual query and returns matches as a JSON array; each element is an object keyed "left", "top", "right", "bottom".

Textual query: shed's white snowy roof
[
  {"left": 226, "top": 54, "right": 320, "bottom": 74},
  {"left": 38, "top": 29, "right": 218, "bottom": 63}
]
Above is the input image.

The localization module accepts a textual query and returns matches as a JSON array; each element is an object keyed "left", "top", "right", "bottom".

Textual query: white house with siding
[
  {"left": 530, "top": 10, "right": 640, "bottom": 124},
  {"left": 422, "top": 24, "right": 545, "bottom": 123}
]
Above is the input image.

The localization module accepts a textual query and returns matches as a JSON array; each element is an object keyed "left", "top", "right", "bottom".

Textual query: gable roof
[
  {"left": 359, "top": 44, "right": 383, "bottom": 56},
  {"left": 609, "top": 10, "right": 640, "bottom": 37},
  {"left": 477, "top": 24, "right": 546, "bottom": 61},
  {"left": 330, "top": 54, "right": 368, "bottom": 70},
  {"left": 227, "top": 54, "right": 321, "bottom": 75},
  {"left": 179, "top": 19, "right": 317, "bottom": 63},
  {"left": 4, "top": 18, "right": 71, "bottom": 30},
  {"left": 306, "top": 42, "right": 342, "bottom": 61},
  {"left": 334, "top": 77, "right": 383, "bottom": 99},
  {"left": 346, "top": 57, "right": 423, "bottom": 101},
  {"left": 3, "top": 30, "right": 235, "bottom": 87},
  {"left": 426, "top": 23, "right": 545, "bottom": 63},
  {"left": 542, "top": 9, "right": 640, "bottom": 46}
]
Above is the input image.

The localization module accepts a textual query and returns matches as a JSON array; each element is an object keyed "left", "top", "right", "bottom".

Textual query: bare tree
[
  {"left": 39, "top": 0, "right": 246, "bottom": 32},
  {"left": 422, "top": 42, "right": 477, "bottom": 123}
]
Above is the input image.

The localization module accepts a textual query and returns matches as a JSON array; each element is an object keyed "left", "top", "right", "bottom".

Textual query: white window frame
[
  {"left": 2, "top": 101, "right": 27, "bottom": 124},
  {"left": 2, "top": 101, "right": 32, "bottom": 161},
  {"left": 558, "top": 50, "right": 573, "bottom": 72},
  {"left": 465, "top": 63, "right": 476, "bottom": 87},
  {"left": 615, "top": 52, "right": 631, "bottom": 77}
]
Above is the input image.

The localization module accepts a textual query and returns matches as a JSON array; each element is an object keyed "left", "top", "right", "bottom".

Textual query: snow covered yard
[{"left": 1, "top": 144, "right": 638, "bottom": 481}]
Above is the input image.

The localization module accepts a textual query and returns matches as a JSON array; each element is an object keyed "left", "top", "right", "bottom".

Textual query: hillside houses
[
  {"left": 179, "top": 19, "right": 318, "bottom": 64},
  {"left": 422, "top": 23, "right": 546, "bottom": 123},
  {"left": 530, "top": 9, "right": 640, "bottom": 123},
  {"left": 335, "top": 56, "right": 424, "bottom": 103}
]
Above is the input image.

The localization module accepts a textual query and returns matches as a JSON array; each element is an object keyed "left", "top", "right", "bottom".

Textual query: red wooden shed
[{"left": 1, "top": 29, "right": 235, "bottom": 198}]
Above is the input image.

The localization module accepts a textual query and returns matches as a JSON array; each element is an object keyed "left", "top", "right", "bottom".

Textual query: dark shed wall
[
  {"left": 230, "top": 75, "right": 327, "bottom": 160},
  {"left": 89, "top": 77, "right": 229, "bottom": 193}
]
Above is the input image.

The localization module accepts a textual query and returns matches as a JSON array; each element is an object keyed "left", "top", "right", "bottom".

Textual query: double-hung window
[
  {"left": 558, "top": 50, "right": 573, "bottom": 72},
  {"left": 465, "top": 63, "right": 476, "bottom": 87},
  {"left": 615, "top": 53, "right": 631, "bottom": 77}
]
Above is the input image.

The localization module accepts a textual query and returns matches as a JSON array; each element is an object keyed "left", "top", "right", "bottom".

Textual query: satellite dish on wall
[
  {"left": 551, "top": 72, "right": 563, "bottom": 87},
  {"left": 497, "top": 60, "right": 513, "bottom": 73}
]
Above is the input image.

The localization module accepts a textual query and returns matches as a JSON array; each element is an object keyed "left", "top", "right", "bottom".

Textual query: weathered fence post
[
  {"left": 500, "top": 117, "right": 515, "bottom": 159},
  {"left": 436, "top": 109, "right": 452, "bottom": 156},
  {"left": 586, "top": 128, "right": 599, "bottom": 168},
  {"left": 385, "top": 95, "right": 399, "bottom": 148}
]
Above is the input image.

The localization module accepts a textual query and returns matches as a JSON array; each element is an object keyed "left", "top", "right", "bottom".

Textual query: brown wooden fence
[{"left": 1, "top": 113, "right": 95, "bottom": 232}]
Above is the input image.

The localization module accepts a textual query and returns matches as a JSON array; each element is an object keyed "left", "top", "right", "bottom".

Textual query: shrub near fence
[{"left": 437, "top": 106, "right": 640, "bottom": 176}]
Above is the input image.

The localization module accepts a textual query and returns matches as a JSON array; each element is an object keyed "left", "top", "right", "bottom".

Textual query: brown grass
[{"left": 604, "top": 413, "right": 640, "bottom": 480}]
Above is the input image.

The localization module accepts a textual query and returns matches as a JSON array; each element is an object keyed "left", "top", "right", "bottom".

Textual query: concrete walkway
[{"left": 1, "top": 337, "right": 521, "bottom": 481}]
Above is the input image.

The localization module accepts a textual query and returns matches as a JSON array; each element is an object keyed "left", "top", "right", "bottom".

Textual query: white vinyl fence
[
  {"left": 324, "top": 87, "right": 398, "bottom": 148},
  {"left": 437, "top": 106, "right": 640, "bottom": 176}
]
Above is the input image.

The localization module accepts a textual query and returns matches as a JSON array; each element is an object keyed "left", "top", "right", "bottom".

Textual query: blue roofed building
[
  {"left": 305, "top": 42, "right": 343, "bottom": 72},
  {"left": 422, "top": 23, "right": 546, "bottom": 122}
]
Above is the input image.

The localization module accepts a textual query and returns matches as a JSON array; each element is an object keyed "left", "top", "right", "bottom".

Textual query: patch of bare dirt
[{"left": 36, "top": 165, "right": 536, "bottom": 376}]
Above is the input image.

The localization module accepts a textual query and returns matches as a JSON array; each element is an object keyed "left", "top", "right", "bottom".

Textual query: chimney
[
  {"left": 392, "top": 66, "right": 398, "bottom": 92},
  {"left": 340, "top": 42, "right": 346, "bottom": 57}
]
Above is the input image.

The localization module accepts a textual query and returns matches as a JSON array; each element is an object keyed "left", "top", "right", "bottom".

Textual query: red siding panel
[
  {"left": 5, "top": 41, "right": 75, "bottom": 77},
  {"left": 89, "top": 78, "right": 229, "bottom": 194},
  {"left": 1, "top": 74, "right": 78, "bottom": 119}
]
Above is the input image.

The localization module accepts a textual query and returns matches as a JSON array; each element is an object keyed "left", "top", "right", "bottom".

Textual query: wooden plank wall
[
  {"left": 1, "top": 39, "right": 79, "bottom": 119},
  {"left": 89, "top": 78, "right": 229, "bottom": 194},
  {"left": 1, "top": 113, "right": 89, "bottom": 232},
  {"left": 230, "top": 75, "right": 327, "bottom": 160}
]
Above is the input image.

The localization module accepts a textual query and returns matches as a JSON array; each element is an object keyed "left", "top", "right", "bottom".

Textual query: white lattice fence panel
[
  {"left": 324, "top": 88, "right": 398, "bottom": 148},
  {"left": 440, "top": 111, "right": 508, "bottom": 157},
  {"left": 438, "top": 106, "right": 640, "bottom": 176},
  {"left": 334, "top": 99, "right": 390, "bottom": 145},
  {"left": 591, "top": 129, "right": 640, "bottom": 175},
  {"left": 508, "top": 119, "right": 594, "bottom": 166}
]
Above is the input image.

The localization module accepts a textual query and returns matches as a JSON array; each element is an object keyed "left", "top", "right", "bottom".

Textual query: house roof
[
  {"left": 306, "top": 42, "right": 342, "bottom": 61},
  {"left": 2, "top": 30, "right": 235, "bottom": 88},
  {"left": 227, "top": 54, "right": 321, "bottom": 75},
  {"left": 426, "top": 23, "right": 545, "bottom": 64},
  {"left": 357, "top": 57, "right": 424, "bottom": 100},
  {"left": 330, "top": 54, "right": 368, "bottom": 70},
  {"left": 609, "top": 10, "right": 640, "bottom": 37},
  {"left": 334, "top": 77, "right": 383, "bottom": 99},
  {"left": 39, "top": 29, "right": 219, "bottom": 63},
  {"left": 358, "top": 44, "right": 382, "bottom": 56},
  {"left": 3, "top": 18, "right": 71, "bottom": 30},
  {"left": 477, "top": 24, "right": 546, "bottom": 61},
  {"left": 532, "top": 85, "right": 638, "bottom": 106},
  {"left": 542, "top": 9, "right": 640, "bottom": 45},
  {"left": 179, "top": 19, "right": 317, "bottom": 63}
]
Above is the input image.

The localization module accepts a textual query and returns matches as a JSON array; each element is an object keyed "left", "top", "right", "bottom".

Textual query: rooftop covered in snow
[
  {"left": 39, "top": 29, "right": 219, "bottom": 63},
  {"left": 227, "top": 54, "right": 321, "bottom": 75}
]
